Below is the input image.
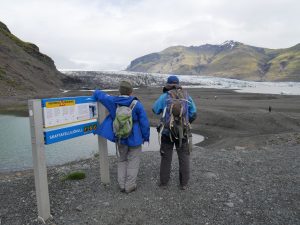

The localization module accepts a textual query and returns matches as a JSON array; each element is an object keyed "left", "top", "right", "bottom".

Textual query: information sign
[
  {"left": 29, "top": 97, "right": 110, "bottom": 223},
  {"left": 41, "top": 96, "right": 97, "bottom": 128},
  {"left": 44, "top": 121, "right": 97, "bottom": 144}
]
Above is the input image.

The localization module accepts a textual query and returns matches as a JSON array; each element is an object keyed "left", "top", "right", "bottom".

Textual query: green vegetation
[
  {"left": 61, "top": 171, "right": 86, "bottom": 181},
  {"left": 0, "top": 21, "right": 10, "bottom": 33},
  {"left": 265, "top": 48, "right": 300, "bottom": 80},
  {"left": 0, "top": 67, "right": 6, "bottom": 79},
  {"left": 0, "top": 21, "right": 46, "bottom": 61},
  {"left": 0, "top": 26, "right": 33, "bottom": 50}
]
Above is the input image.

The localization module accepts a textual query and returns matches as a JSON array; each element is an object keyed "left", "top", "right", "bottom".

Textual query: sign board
[
  {"left": 42, "top": 96, "right": 97, "bottom": 128},
  {"left": 42, "top": 96, "right": 98, "bottom": 145},
  {"left": 28, "top": 97, "right": 110, "bottom": 223},
  {"left": 44, "top": 121, "right": 97, "bottom": 144}
]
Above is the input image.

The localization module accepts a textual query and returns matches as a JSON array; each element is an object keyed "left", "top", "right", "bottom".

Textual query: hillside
[
  {"left": 126, "top": 41, "right": 300, "bottom": 81},
  {"left": 0, "top": 21, "right": 74, "bottom": 97}
]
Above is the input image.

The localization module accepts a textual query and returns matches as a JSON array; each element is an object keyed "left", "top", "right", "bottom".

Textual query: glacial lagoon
[{"left": 0, "top": 115, "right": 204, "bottom": 171}]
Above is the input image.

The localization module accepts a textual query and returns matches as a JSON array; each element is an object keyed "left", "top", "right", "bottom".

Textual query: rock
[
  {"left": 103, "top": 202, "right": 110, "bottom": 206},
  {"left": 235, "top": 146, "right": 246, "bottom": 150},
  {"left": 229, "top": 193, "right": 236, "bottom": 198},
  {"left": 203, "top": 172, "right": 218, "bottom": 179},
  {"left": 76, "top": 205, "right": 83, "bottom": 212},
  {"left": 224, "top": 202, "right": 234, "bottom": 208},
  {"left": 235, "top": 159, "right": 242, "bottom": 166}
]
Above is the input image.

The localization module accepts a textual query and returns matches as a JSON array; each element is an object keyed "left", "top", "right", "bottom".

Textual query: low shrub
[{"left": 62, "top": 171, "right": 86, "bottom": 181}]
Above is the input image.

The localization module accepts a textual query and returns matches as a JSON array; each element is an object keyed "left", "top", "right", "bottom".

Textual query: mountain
[
  {"left": 126, "top": 41, "right": 300, "bottom": 81},
  {"left": 0, "top": 21, "right": 77, "bottom": 97}
]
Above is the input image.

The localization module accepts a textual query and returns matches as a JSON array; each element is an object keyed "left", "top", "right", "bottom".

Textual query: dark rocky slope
[{"left": 0, "top": 21, "right": 79, "bottom": 98}]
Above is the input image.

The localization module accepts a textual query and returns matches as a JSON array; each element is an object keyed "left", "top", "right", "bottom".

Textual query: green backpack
[{"left": 113, "top": 100, "right": 138, "bottom": 140}]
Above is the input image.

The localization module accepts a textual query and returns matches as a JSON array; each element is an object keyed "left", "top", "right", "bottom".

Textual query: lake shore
[{"left": 1, "top": 87, "right": 300, "bottom": 224}]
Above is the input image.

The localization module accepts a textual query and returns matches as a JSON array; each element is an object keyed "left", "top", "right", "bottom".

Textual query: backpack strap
[{"left": 129, "top": 99, "right": 137, "bottom": 108}]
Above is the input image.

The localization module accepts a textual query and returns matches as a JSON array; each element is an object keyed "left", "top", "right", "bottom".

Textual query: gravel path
[{"left": 1, "top": 138, "right": 299, "bottom": 225}]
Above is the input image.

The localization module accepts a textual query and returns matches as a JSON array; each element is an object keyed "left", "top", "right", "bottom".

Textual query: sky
[{"left": 0, "top": 0, "right": 299, "bottom": 70}]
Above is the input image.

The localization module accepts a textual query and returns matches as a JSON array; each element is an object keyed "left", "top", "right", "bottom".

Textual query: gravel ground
[
  {"left": 1, "top": 140, "right": 299, "bottom": 225},
  {"left": 1, "top": 88, "right": 300, "bottom": 225}
]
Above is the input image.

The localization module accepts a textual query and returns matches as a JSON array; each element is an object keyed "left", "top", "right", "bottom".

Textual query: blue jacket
[
  {"left": 93, "top": 89, "right": 150, "bottom": 147},
  {"left": 152, "top": 91, "right": 197, "bottom": 136}
]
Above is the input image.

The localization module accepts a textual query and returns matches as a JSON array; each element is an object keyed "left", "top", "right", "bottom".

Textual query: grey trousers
[
  {"left": 160, "top": 135, "right": 190, "bottom": 186},
  {"left": 117, "top": 144, "right": 141, "bottom": 191}
]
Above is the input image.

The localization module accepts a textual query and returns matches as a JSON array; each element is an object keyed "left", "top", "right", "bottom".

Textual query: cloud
[{"left": 0, "top": 0, "right": 299, "bottom": 70}]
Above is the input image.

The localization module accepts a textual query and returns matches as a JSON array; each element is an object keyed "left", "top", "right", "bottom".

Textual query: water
[{"left": 0, "top": 115, "right": 204, "bottom": 172}]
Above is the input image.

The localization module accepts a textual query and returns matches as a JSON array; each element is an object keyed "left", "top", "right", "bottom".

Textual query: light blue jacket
[
  {"left": 93, "top": 89, "right": 150, "bottom": 147},
  {"left": 152, "top": 93, "right": 197, "bottom": 120}
]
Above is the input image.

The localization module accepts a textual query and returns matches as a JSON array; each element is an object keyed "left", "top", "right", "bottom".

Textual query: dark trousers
[{"left": 160, "top": 135, "right": 190, "bottom": 186}]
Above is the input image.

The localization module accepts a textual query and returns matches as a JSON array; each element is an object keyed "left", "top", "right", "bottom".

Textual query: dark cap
[
  {"left": 167, "top": 75, "right": 179, "bottom": 84},
  {"left": 119, "top": 80, "right": 133, "bottom": 95}
]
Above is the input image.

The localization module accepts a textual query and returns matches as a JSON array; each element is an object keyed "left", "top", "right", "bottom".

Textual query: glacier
[{"left": 61, "top": 70, "right": 300, "bottom": 95}]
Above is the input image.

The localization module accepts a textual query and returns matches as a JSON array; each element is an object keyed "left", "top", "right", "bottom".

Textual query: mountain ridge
[
  {"left": 126, "top": 40, "right": 300, "bottom": 81},
  {"left": 0, "top": 21, "right": 80, "bottom": 97}
]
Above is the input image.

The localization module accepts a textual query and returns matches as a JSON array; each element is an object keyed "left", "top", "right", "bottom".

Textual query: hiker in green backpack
[
  {"left": 152, "top": 75, "right": 197, "bottom": 190},
  {"left": 93, "top": 80, "right": 150, "bottom": 193}
]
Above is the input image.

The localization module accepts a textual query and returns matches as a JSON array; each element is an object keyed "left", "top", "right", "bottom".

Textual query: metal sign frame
[{"left": 28, "top": 98, "right": 110, "bottom": 223}]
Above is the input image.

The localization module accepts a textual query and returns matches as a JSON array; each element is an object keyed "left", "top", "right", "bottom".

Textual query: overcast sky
[{"left": 1, "top": 0, "right": 299, "bottom": 70}]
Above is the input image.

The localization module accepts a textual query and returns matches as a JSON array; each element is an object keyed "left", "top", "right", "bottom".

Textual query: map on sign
[{"left": 42, "top": 97, "right": 98, "bottom": 128}]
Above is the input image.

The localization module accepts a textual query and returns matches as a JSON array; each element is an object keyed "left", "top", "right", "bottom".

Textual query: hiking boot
[
  {"left": 158, "top": 183, "right": 168, "bottom": 190},
  {"left": 125, "top": 185, "right": 137, "bottom": 194}
]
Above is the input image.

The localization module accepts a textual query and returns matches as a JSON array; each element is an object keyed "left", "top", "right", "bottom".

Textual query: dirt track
[{"left": 0, "top": 87, "right": 300, "bottom": 225}]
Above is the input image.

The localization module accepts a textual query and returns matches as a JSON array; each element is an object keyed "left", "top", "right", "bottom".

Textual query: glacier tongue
[{"left": 61, "top": 70, "right": 300, "bottom": 96}]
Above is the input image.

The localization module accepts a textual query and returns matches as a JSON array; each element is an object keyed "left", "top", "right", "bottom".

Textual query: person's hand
[{"left": 143, "top": 139, "right": 149, "bottom": 145}]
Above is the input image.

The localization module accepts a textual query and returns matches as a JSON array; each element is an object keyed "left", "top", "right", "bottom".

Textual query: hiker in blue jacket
[
  {"left": 152, "top": 75, "right": 197, "bottom": 190},
  {"left": 93, "top": 80, "right": 150, "bottom": 193}
]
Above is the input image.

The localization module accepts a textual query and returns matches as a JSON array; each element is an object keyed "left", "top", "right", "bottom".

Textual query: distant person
[
  {"left": 152, "top": 75, "right": 197, "bottom": 190},
  {"left": 269, "top": 106, "right": 272, "bottom": 112},
  {"left": 93, "top": 81, "right": 150, "bottom": 193}
]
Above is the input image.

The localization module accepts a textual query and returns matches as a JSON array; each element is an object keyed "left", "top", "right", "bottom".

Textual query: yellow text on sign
[{"left": 45, "top": 100, "right": 75, "bottom": 108}]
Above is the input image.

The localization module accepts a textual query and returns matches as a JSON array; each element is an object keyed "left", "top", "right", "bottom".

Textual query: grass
[
  {"left": 0, "top": 67, "right": 5, "bottom": 79},
  {"left": 61, "top": 171, "right": 86, "bottom": 181},
  {"left": 266, "top": 51, "right": 300, "bottom": 80},
  {"left": 1, "top": 29, "right": 32, "bottom": 49},
  {"left": 0, "top": 22, "right": 40, "bottom": 55}
]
